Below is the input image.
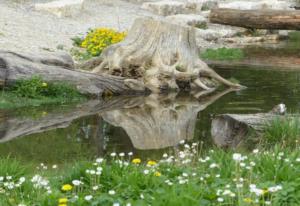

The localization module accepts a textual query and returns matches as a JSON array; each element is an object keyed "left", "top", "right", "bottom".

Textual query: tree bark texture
[
  {"left": 0, "top": 50, "right": 147, "bottom": 96},
  {"left": 210, "top": 8, "right": 300, "bottom": 30}
]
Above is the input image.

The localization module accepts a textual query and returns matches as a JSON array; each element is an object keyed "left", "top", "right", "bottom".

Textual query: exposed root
[{"left": 88, "top": 17, "right": 243, "bottom": 93}]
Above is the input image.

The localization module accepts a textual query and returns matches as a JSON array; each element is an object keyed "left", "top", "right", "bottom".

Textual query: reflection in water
[
  {"left": 2, "top": 66, "right": 300, "bottom": 162},
  {"left": 101, "top": 89, "right": 234, "bottom": 150}
]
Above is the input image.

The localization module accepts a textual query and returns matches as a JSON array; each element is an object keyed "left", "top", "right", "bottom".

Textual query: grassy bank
[
  {"left": 201, "top": 48, "right": 245, "bottom": 61},
  {"left": 0, "top": 140, "right": 299, "bottom": 205},
  {"left": 0, "top": 76, "right": 85, "bottom": 109}
]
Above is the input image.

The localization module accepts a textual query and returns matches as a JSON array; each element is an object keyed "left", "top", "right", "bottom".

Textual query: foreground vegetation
[
  {"left": 1, "top": 116, "right": 300, "bottom": 206},
  {"left": 0, "top": 76, "right": 85, "bottom": 109}
]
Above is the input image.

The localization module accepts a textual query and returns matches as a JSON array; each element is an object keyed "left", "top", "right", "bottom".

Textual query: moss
[{"left": 200, "top": 47, "right": 245, "bottom": 61}]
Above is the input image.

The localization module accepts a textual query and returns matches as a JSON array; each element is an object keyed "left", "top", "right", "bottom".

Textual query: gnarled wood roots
[{"left": 86, "top": 18, "right": 242, "bottom": 92}]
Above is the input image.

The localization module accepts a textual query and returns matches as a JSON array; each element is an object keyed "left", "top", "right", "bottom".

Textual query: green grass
[
  {"left": 262, "top": 117, "right": 300, "bottom": 148},
  {"left": 200, "top": 47, "right": 245, "bottom": 61},
  {"left": 0, "top": 142, "right": 299, "bottom": 206},
  {"left": 0, "top": 76, "right": 86, "bottom": 109}
]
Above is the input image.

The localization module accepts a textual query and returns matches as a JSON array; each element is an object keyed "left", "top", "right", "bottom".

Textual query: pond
[{"left": 1, "top": 66, "right": 300, "bottom": 165}]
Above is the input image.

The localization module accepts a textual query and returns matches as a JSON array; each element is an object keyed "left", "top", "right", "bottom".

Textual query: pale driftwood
[
  {"left": 86, "top": 17, "right": 242, "bottom": 92},
  {"left": 0, "top": 50, "right": 147, "bottom": 96},
  {"left": 210, "top": 8, "right": 300, "bottom": 30},
  {"left": 211, "top": 105, "right": 288, "bottom": 148}
]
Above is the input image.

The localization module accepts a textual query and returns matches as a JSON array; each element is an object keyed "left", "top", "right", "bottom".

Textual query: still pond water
[{"left": 1, "top": 44, "right": 300, "bottom": 164}]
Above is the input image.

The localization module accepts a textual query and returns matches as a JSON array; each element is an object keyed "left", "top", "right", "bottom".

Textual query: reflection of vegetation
[
  {"left": 0, "top": 118, "right": 97, "bottom": 164},
  {"left": 200, "top": 48, "right": 245, "bottom": 61},
  {"left": 0, "top": 76, "right": 85, "bottom": 109}
]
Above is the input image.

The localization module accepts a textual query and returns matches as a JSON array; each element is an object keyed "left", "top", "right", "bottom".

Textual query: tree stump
[{"left": 85, "top": 17, "right": 242, "bottom": 92}]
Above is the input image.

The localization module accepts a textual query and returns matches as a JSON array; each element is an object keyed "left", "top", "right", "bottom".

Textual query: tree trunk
[
  {"left": 0, "top": 50, "right": 147, "bottom": 96},
  {"left": 211, "top": 104, "right": 287, "bottom": 148},
  {"left": 210, "top": 8, "right": 300, "bottom": 30},
  {"left": 84, "top": 17, "right": 242, "bottom": 92}
]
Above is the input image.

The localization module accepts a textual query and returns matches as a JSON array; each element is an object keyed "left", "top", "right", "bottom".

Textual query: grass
[
  {"left": 262, "top": 117, "right": 300, "bottom": 148},
  {"left": 0, "top": 76, "right": 86, "bottom": 109},
  {"left": 200, "top": 47, "right": 245, "bottom": 61},
  {"left": 0, "top": 138, "right": 299, "bottom": 205}
]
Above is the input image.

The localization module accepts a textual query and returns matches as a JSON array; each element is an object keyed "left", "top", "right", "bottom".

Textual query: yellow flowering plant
[
  {"left": 81, "top": 28, "right": 126, "bottom": 56},
  {"left": 132, "top": 158, "right": 141, "bottom": 164},
  {"left": 61, "top": 184, "right": 73, "bottom": 191}
]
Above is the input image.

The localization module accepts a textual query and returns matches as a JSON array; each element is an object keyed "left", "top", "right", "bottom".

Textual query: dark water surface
[{"left": 1, "top": 67, "right": 300, "bottom": 164}]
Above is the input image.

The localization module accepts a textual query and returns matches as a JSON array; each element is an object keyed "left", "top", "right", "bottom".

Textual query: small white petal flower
[
  {"left": 93, "top": 186, "right": 99, "bottom": 190},
  {"left": 113, "top": 203, "right": 120, "bottom": 206},
  {"left": 110, "top": 153, "right": 117, "bottom": 157},
  {"left": 253, "top": 149, "right": 259, "bottom": 154},
  {"left": 128, "top": 152, "right": 133, "bottom": 156},
  {"left": 217, "top": 197, "right": 224, "bottom": 202},
  {"left": 143, "top": 170, "right": 149, "bottom": 175},
  {"left": 109, "top": 190, "right": 116, "bottom": 195},
  {"left": 96, "top": 158, "right": 104, "bottom": 163},
  {"left": 84, "top": 195, "right": 93, "bottom": 201},
  {"left": 72, "top": 180, "right": 82, "bottom": 186},
  {"left": 233, "top": 153, "right": 242, "bottom": 161},
  {"left": 119, "top": 153, "right": 125, "bottom": 157}
]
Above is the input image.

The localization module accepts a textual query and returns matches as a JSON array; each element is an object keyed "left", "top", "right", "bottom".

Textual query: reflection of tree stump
[
  {"left": 84, "top": 18, "right": 242, "bottom": 92},
  {"left": 101, "top": 89, "right": 234, "bottom": 150}
]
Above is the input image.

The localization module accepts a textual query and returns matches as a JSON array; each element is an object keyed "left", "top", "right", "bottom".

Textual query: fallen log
[
  {"left": 0, "top": 50, "right": 147, "bottom": 96},
  {"left": 210, "top": 8, "right": 300, "bottom": 30},
  {"left": 211, "top": 104, "right": 287, "bottom": 148}
]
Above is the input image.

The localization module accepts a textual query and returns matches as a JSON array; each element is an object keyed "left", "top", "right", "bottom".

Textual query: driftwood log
[
  {"left": 81, "top": 17, "right": 242, "bottom": 92},
  {"left": 210, "top": 8, "right": 300, "bottom": 30},
  {"left": 0, "top": 50, "right": 147, "bottom": 96},
  {"left": 211, "top": 104, "right": 287, "bottom": 148}
]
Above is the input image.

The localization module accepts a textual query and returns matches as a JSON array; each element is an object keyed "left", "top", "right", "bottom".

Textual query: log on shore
[
  {"left": 210, "top": 8, "right": 300, "bottom": 30},
  {"left": 0, "top": 50, "right": 147, "bottom": 96},
  {"left": 211, "top": 104, "right": 288, "bottom": 148}
]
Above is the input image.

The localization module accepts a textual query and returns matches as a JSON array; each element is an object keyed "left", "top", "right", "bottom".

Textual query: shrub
[
  {"left": 11, "top": 76, "right": 82, "bottom": 100},
  {"left": 81, "top": 28, "right": 126, "bottom": 56}
]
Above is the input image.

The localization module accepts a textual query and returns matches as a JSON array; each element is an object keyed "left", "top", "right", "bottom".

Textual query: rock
[
  {"left": 34, "top": 0, "right": 85, "bottom": 17},
  {"left": 219, "top": 0, "right": 294, "bottom": 10},
  {"left": 195, "top": 24, "right": 246, "bottom": 41},
  {"left": 141, "top": 1, "right": 186, "bottom": 16},
  {"left": 166, "top": 14, "right": 207, "bottom": 27},
  {"left": 220, "top": 35, "right": 281, "bottom": 44},
  {"left": 201, "top": 0, "right": 218, "bottom": 10}
]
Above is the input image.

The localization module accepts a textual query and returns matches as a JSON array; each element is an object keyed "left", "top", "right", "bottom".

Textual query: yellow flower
[
  {"left": 42, "top": 82, "right": 48, "bottom": 87},
  {"left": 132, "top": 158, "right": 141, "bottom": 164},
  {"left": 61, "top": 184, "right": 73, "bottom": 191},
  {"left": 154, "top": 171, "right": 161, "bottom": 177},
  {"left": 243, "top": 198, "right": 253, "bottom": 203},
  {"left": 58, "top": 198, "right": 68, "bottom": 204},
  {"left": 147, "top": 160, "right": 157, "bottom": 166}
]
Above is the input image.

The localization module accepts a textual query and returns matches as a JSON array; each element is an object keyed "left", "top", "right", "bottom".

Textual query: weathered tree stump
[
  {"left": 0, "top": 50, "right": 147, "bottom": 96},
  {"left": 210, "top": 8, "right": 300, "bottom": 30},
  {"left": 83, "top": 17, "right": 242, "bottom": 92}
]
